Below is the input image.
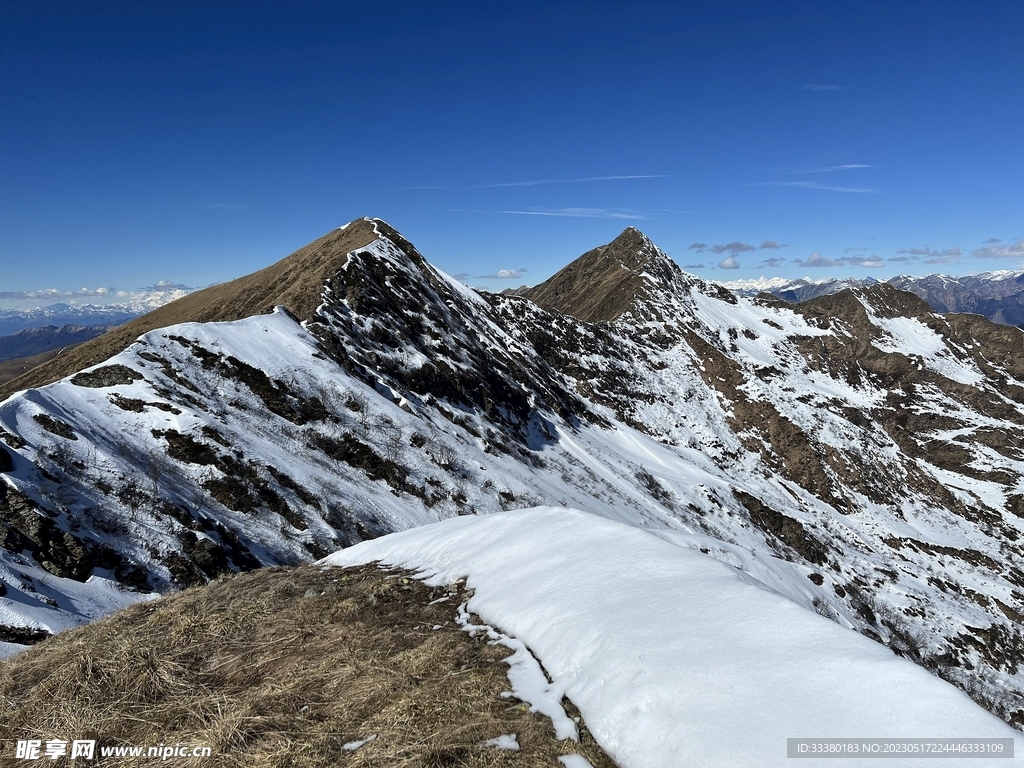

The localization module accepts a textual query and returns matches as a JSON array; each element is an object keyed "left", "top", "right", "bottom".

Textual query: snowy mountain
[
  {"left": 722, "top": 271, "right": 1024, "bottom": 328},
  {"left": 2, "top": 218, "right": 1024, "bottom": 731},
  {"left": 0, "top": 291, "right": 189, "bottom": 337}
]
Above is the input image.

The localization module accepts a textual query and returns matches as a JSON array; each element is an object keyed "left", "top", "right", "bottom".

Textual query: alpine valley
[{"left": 2, "top": 218, "right": 1024, "bottom": 731}]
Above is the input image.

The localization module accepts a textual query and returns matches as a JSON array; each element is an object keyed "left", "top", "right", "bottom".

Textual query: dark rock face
[
  {"left": 0, "top": 483, "right": 145, "bottom": 587},
  {"left": 310, "top": 230, "right": 590, "bottom": 441},
  {"left": 71, "top": 364, "right": 144, "bottom": 388}
]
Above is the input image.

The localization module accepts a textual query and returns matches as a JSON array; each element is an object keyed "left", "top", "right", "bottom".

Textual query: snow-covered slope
[
  {"left": 325, "top": 507, "right": 1018, "bottom": 768},
  {"left": 2, "top": 219, "right": 1024, "bottom": 729}
]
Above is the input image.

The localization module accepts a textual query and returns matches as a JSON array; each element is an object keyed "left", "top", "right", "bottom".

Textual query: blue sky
[{"left": 2, "top": 0, "right": 1022, "bottom": 306}]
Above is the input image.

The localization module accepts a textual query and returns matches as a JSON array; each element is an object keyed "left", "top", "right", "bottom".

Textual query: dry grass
[
  {"left": 0, "top": 220, "right": 379, "bottom": 399},
  {"left": 0, "top": 564, "right": 617, "bottom": 768},
  {"left": 0, "top": 348, "right": 65, "bottom": 387},
  {"left": 518, "top": 227, "right": 651, "bottom": 323}
]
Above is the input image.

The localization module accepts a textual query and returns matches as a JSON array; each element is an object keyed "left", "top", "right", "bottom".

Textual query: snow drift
[{"left": 325, "top": 507, "right": 1018, "bottom": 768}]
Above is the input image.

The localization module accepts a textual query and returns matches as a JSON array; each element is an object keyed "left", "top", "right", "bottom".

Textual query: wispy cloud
[
  {"left": 889, "top": 256, "right": 913, "bottom": 263},
  {"left": 761, "top": 257, "right": 785, "bottom": 267},
  {"left": 405, "top": 175, "right": 670, "bottom": 191},
  {"left": 983, "top": 237, "right": 1002, "bottom": 244},
  {"left": 800, "top": 84, "right": 842, "bottom": 91},
  {"left": 787, "top": 164, "right": 871, "bottom": 174},
  {"left": 683, "top": 262, "right": 706, "bottom": 269},
  {"left": 483, "top": 208, "right": 652, "bottom": 220},
  {"left": 477, "top": 174, "right": 669, "bottom": 189},
  {"left": 782, "top": 163, "right": 872, "bottom": 174},
  {"left": 795, "top": 252, "right": 845, "bottom": 268},
  {"left": 844, "top": 247, "right": 868, "bottom": 253},
  {"left": 973, "top": 240, "right": 1024, "bottom": 259},
  {"left": 759, "top": 240, "right": 788, "bottom": 250},
  {"left": 477, "top": 268, "right": 528, "bottom": 280},
  {"left": 756, "top": 181, "right": 879, "bottom": 193}
]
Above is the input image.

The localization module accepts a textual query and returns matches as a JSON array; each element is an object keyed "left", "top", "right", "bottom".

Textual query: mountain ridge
[
  {"left": 2, "top": 219, "right": 1024, "bottom": 728},
  {"left": 0, "top": 220, "right": 380, "bottom": 399}
]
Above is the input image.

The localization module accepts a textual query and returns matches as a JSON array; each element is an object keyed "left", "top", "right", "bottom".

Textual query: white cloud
[
  {"left": 848, "top": 256, "right": 885, "bottom": 268},
  {"left": 795, "top": 252, "right": 845, "bottom": 268},
  {"left": 478, "top": 268, "right": 528, "bottom": 280},
  {"left": 718, "top": 256, "right": 740, "bottom": 269},
  {"left": 0, "top": 286, "right": 115, "bottom": 300},
  {"left": 0, "top": 281, "right": 193, "bottom": 305}
]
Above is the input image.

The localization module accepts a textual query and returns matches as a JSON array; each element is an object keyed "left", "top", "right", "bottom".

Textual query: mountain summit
[
  {"left": 518, "top": 226, "right": 683, "bottom": 322},
  {"left": 0, "top": 219, "right": 380, "bottom": 399}
]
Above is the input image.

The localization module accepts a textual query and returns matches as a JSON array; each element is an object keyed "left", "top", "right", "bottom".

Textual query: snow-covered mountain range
[
  {"left": 2, "top": 219, "right": 1023, "bottom": 730},
  {"left": 0, "top": 291, "right": 190, "bottom": 338},
  {"left": 721, "top": 271, "right": 1024, "bottom": 328}
]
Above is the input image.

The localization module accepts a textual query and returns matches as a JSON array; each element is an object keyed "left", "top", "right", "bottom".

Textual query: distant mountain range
[
  {"left": 0, "top": 324, "right": 114, "bottom": 365},
  {"left": 720, "top": 271, "right": 1024, "bottom": 328},
  {"left": 0, "top": 290, "right": 190, "bottom": 337}
]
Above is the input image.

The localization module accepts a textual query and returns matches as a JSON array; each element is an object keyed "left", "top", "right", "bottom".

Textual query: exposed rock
[{"left": 71, "top": 364, "right": 143, "bottom": 388}]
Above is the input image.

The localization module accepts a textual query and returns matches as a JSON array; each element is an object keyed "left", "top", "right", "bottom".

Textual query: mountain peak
[
  {"left": 518, "top": 227, "right": 679, "bottom": 322},
  {"left": 1, "top": 218, "right": 383, "bottom": 398}
]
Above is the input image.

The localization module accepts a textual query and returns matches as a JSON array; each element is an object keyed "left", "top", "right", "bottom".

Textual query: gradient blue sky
[{"left": 2, "top": 0, "right": 1022, "bottom": 307}]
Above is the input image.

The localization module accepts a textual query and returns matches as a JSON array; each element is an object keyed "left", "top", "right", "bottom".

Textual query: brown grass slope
[
  {"left": 517, "top": 227, "right": 664, "bottom": 323},
  {"left": 0, "top": 564, "right": 616, "bottom": 768},
  {"left": 0, "top": 220, "right": 380, "bottom": 400},
  {"left": 0, "top": 349, "right": 67, "bottom": 388}
]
